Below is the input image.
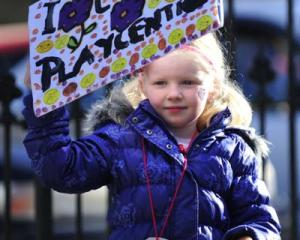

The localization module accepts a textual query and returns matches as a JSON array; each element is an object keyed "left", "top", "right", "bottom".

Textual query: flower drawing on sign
[
  {"left": 58, "top": 0, "right": 97, "bottom": 52},
  {"left": 111, "top": 0, "right": 146, "bottom": 32},
  {"left": 58, "top": 0, "right": 93, "bottom": 32}
]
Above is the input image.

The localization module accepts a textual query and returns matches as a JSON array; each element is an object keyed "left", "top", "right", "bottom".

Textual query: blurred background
[{"left": 0, "top": 0, "right": 299, "bottom": 239}]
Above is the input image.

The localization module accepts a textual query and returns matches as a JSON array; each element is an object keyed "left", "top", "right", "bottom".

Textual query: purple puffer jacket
[{"left": 23, "top": 92, "right": 281, "bottom": 240}]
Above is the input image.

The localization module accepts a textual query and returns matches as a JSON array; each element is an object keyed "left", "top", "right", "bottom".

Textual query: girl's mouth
[{"left": 164, "top": 107, "right": 186, "bottom": 113}]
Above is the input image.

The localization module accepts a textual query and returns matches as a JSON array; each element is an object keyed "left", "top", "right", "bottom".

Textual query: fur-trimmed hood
[{"left": 83, "top": 88, "right": 134, "bottom": 134}]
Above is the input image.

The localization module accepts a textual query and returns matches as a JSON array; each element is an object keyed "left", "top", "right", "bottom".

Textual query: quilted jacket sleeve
[
  {"left": 22, "top": 94, "right": 117, "bottom": 193},
  {"left": 223, "top": 135, "right": 281, "bottom": 240}
]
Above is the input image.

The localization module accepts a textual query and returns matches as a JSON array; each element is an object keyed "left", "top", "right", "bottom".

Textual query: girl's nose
[{"left": 167, "top": 85, "right": 183, "bottom": 100}]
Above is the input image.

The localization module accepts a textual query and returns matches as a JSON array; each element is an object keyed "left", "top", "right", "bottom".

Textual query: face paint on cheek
[{"left": 198, "top": 88, "right": 207, "bottom": 100}]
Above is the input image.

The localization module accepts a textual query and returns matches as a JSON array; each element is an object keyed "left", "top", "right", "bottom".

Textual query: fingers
[{"left": 24, "top": 62, "right": 31, "bottom": 89}]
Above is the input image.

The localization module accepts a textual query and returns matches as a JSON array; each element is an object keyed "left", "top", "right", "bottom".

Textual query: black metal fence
[{"left": 0, "top": 0, "right": 299, "bottom": 239}]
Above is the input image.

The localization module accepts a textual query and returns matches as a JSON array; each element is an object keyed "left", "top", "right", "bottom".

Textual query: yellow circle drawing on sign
[
  {"left": 36, "top": 40, "right": 54, "bottom": 53},
  {"left": 54, "top": 35, "right": 70, "bottom": 50},
  {"left": 168, "top": 28, "right": 184, "bottom": 45},
  {"left": 43, "top": 88, "right": 60, "bottom": 105},
  {"left": 111, "top": 57, "right": 127, "bottom": 73},
  {"left": 148, "top": 0, "right": 161, "bottom": 9},
  {"left": 196, "top": 15, "right": 213, "bottom": 31},
  {"left": 142, "top": 44, "right": 158, "bottom": 59},
  {"left": 80, "top": 73, "right": 96, "bottom": 89}
]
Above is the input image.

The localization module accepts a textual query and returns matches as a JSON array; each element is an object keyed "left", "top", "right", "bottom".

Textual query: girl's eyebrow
[{"left": 197, "top": 70, "right": 213, "bottom": 79}]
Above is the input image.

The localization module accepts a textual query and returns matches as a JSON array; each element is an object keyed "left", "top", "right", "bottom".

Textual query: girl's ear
[
  {"left": 206, "top": 85, "right": 216, "bottom": 104},
  {"left": 207, "top": 78, "right": 218, "bottom": 103},
  {"left": 207, "top": 91, "right": 214, "bottom": 104}
]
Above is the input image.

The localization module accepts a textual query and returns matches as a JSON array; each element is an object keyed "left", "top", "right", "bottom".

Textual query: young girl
[{"left": 23, "top": 33, "right": 281, "bottom": 240}]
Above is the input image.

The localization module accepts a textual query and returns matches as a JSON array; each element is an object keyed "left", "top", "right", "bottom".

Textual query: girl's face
[{"left": 139, "top": 52, "right": 212, "bottom": 131}]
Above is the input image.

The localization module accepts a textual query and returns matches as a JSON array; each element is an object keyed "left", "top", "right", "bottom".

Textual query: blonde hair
[{"left": 122, "top": 33, "right": 252, "bottom": 129}]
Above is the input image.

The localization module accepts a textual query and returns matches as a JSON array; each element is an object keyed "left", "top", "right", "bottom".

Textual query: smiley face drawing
[
  {"left": 54, "top": 35, "right": 70, "bottom": 50},
  {"left": 43, "top": 88, "right": 60, "bottom": 105},
  {"left": 36, "top": 40, "right": 54, "bottom": 54},
  {"left": 196, "top": 15, "right": 213, "bottom": 31},
  {"left": 147, "top": 0, "right": 161, "bottom": 9},
  {"left": 80, "top": 73, "right": 96, "bottom": 89},
  {"left": 142, "top": 44, "right": 158, "bottom": 59},
  {"left": 111, "top": 57, "right": 127, "bottom": 73},
  {"left": 168, "top": 28, "right": 184, "bottom": 45}
]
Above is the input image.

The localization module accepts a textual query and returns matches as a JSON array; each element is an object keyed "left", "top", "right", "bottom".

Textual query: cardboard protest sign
[{"left": 28, "top": 0, "right": 224, "bottom": 117}]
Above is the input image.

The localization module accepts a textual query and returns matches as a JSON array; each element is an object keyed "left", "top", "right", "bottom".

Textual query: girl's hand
[
  {"left": 238, "top": 237, "right": 252, "bottom": 240},
  {"left": 24, "top": 63, "right": 31, "bottom": 89}
]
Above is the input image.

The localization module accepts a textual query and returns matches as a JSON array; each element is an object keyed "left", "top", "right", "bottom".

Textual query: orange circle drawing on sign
[
  {"left": 129, "top": 53, "right": 139, "bottom": 66},
  {"left": 158, "top": 38, "right": 167, "bottom": 50},
  {"left": 99, "top": 66, "right": 110, "bottom": 78},
  {"left": 186, "top": 24, "right": 196, "bottom": 36}
]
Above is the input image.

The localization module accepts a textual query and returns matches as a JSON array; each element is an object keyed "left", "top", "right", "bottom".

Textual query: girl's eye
[
  {"left": 154, "top": 81, "right": 166, "bottom": 86},
  {"left": 182, "top": 80, "right": 194, "bottom": 85}
]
